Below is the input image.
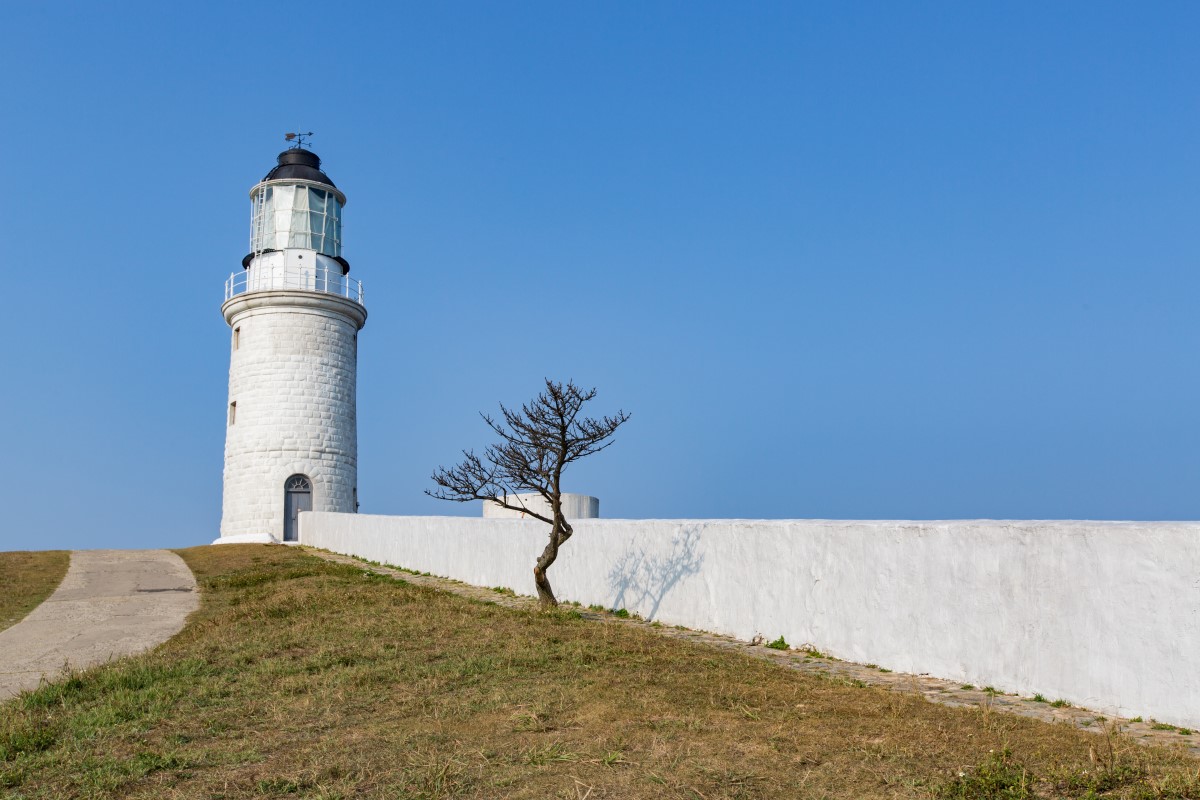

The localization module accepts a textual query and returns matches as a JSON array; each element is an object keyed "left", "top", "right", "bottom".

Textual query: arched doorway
[{"left": 283, "top": 474, "right": 313, "bottom": 542}]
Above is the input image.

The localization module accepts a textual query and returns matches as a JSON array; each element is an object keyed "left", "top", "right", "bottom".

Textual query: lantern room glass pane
[
  {"left": 289, "top": 188, "right": 310, "bottom": 248},
  {"left": 310, "top": 212, "right": 325, "bottom": 250}
]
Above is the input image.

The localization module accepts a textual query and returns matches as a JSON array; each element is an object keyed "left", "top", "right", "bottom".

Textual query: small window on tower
[
  {"left": 233, "top": 327, "right": 241, "bottom": 350},
  {"left": 228, "top": 401, "right": 237, "bottom": 425}
]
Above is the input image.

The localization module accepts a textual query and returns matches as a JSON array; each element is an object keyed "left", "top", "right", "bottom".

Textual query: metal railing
[{"left": 224, "top": 266, "right": 364, "bottom": 305}]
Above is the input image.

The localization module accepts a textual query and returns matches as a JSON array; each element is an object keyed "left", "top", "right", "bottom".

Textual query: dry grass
[
  {"left": 1, "top": 544, "right": 1197, "bottom": 799},
  {"left": 0, "top": 551, "right": 69, "bottom": 633}
]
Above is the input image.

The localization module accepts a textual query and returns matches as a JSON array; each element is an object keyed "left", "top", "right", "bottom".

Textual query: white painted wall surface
[
  {"left": 218, "top": 290, "right": 365, "bottom": 543},
  {"left": 482, "top": 493, "right": 600, "bottom": 520},
  {"left": 300, "top": 513, "right": 1200, "bottom": 727}
]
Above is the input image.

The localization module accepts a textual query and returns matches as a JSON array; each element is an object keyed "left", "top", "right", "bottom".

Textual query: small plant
[
  {"left": 1151, "top": 722, "right": 1177, "bottom": 731},
  {"left": 1055, "top": 762, "right": 1147, "bottom": 794},
  {"left": 511, "top": 708, "right": 552, "bottom": 733},
  {"left": 1032, "top": 694, "right": 1047, "bottom": 703},
  {"left": 878, "top": 667, "right": 892, "bottom": 673},
  {"left": 257, "top": 778, "right": 313, "bottom": 793},
  {"left": 961, "top": 684, "right": 975, "bottom": 690},
  {"left": 522, "top": 742, "right": 578, "bottom": 765},
  {"left": 766, "top": 636, "right": 789, "bottom": 650},
  {"left": 588, "top": 604, "right": 605, "bottom": 612},
  {"left": 801, "top": 646, "right": 829, "bottom": 658},
  {"left": 983, "top": 687, "right": 999, "bottom": 696},
  {"left": 612, "top": 608, "right": 630, "bottom": 619},
  {"left": 1178, "top": 727, "right": 1195, "bottom": 735},
  {"left": 1129, "top": 716, "right": 1143, "bottom": 723},
  {"left": 935, "top": 748, "right": 1033, "bottom": 799},
  {"left": 1050, "top": 699, "right": 1070, "bottom": 708}
]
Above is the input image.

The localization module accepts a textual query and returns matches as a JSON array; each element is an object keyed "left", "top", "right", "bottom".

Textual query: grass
[
  {"left": 0, "top": 550, "right": 70, "bottom": 633},
  {"left": 1, "top": 545, "right": 1197, "bottom": 799},
  {"left": 935, "top": 748, "right": 1032, "bottom": 799}
]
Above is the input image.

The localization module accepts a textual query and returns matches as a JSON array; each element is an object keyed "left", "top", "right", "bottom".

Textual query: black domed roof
[{"left": 263, "top": 148, "right": 337, "bottom": 188}]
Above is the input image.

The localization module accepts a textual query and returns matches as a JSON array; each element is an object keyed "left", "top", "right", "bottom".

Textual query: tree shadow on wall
[{"left": 607, "top": 525, "right": 704, "bottom": 621}]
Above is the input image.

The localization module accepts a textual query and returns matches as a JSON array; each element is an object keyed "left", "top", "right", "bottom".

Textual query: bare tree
[{"left": 427, "top": 379, "right": 630, "bottom": 607}]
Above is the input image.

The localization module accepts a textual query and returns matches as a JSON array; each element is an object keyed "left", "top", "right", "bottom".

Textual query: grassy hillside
[
  {"left": 1, "top": 545, "right": 1196, "bottom": 799},
  {"left": 0, "top": 551, "right": 70, "bottom": 633}
]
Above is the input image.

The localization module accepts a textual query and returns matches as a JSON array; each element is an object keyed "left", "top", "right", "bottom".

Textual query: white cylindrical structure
[
  {"left": 483, "top": 493, "right": 600, "bottom": 520},
  {"left": 216, "top": 148, "right": 367, "bottom": 545}
]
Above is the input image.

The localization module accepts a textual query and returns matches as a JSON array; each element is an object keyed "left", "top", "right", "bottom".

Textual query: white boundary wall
[{"left": 300, "top": 514, "right": 1200, "bottom": 727}]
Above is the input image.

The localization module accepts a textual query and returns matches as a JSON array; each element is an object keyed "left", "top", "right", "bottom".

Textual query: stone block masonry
[
  {"left": 219, "top": 290, "right": 365, "bottom": 542},
  {"left": 300, "top": 513, "right": 1200, "bottom": 729}
]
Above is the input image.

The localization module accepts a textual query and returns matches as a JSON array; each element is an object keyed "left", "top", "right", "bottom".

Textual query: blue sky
[{"left": 1, "top": 2, "right": 1197, "bottom": 550}]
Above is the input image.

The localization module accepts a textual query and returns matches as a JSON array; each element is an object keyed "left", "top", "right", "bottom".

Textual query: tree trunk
[{"left": 532, "top": 516, "right": 573, "bottom": 608}]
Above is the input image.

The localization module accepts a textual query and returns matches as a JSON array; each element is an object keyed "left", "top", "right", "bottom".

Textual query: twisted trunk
[{"left": 533, "top": 514, "right": 573, "bottom": 607}]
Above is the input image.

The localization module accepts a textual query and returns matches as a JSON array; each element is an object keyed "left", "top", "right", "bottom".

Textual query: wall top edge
[{"left": 302, "top": 512, "right": 1200, "bottom": 529}]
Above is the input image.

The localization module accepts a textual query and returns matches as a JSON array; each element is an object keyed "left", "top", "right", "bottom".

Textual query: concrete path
[{"left": 0, "top": 549, "right": 198, "bottom": 699}]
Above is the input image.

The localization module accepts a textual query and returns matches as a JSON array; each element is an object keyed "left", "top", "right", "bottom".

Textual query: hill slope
[{"left": 1, "top": 545, "right": 1196, "bottom": 799}]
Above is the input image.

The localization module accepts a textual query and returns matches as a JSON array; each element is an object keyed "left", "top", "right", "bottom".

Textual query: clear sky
[{"left": 1, "top": 2, "right": 1198, "bottom": 550}]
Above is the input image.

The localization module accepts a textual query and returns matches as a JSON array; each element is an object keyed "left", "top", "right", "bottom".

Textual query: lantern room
[{"left": 243, "top": 148, "right": 350, "bottom": 275}]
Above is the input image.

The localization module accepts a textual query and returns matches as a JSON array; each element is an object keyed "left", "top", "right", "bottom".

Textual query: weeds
[{"left": 934, "top": 748, "right": 1032, "bottom": 799}]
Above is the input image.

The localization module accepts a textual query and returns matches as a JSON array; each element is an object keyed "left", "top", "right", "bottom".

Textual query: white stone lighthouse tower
[{"left": 215, "top": 145, "right": 367, "bottom": 544}]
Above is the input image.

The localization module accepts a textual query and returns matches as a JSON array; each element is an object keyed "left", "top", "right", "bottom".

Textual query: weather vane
[{"left": 284, "top": 131, "right": 314, "bottom": 149}]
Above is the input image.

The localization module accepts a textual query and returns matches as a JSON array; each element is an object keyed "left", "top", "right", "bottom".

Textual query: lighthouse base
[{"left": 211, "top": 533, "right": 279, "bottom": 545}]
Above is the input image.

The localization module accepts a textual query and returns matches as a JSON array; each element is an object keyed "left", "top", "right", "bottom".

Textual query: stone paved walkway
[
  {"left": 0, "top": 549, "right": 199, "bottom": 699},
  {"left": 308, "top": 548, "right": 1200, "bottom": 757}
]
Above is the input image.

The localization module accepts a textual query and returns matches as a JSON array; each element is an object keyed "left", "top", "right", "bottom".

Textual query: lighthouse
[{"left": 215, "top": 143, "right": 367, "bottom": 544}]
